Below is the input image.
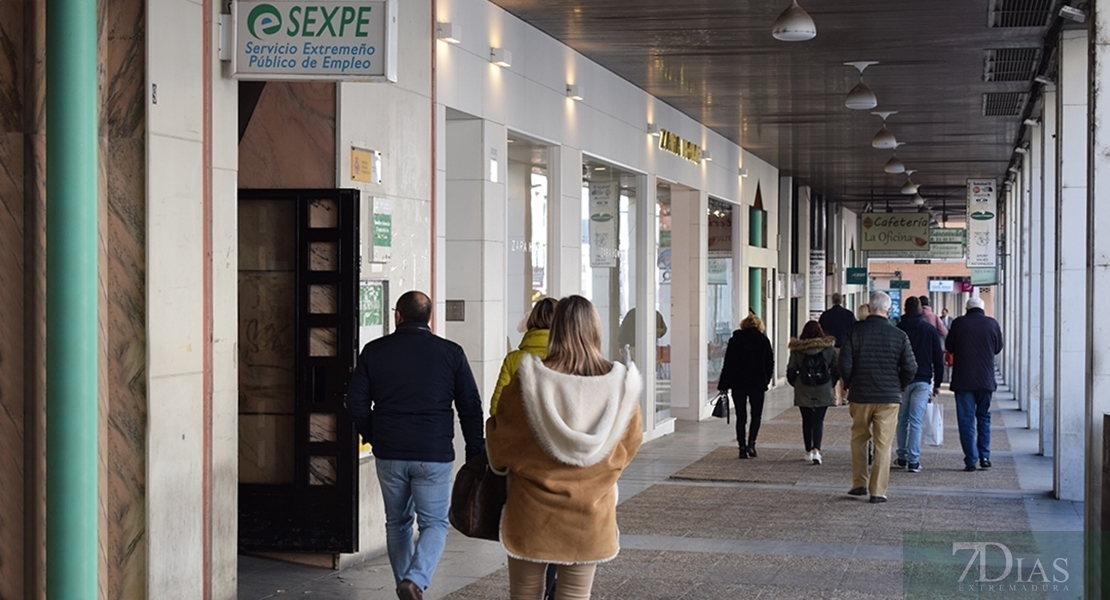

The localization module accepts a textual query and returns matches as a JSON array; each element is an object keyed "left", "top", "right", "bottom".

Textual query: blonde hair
[
  {"left": 543, "top": 295, "right": 613, "bottom": 376},
  {"left": 740, "top": 313, "right": 764, "bottom": 333}
]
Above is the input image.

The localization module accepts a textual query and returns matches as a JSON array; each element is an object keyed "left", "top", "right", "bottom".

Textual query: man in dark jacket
[
  {"left": 346, "top": 291, "right": 485, "bottom": 600},
  {"left": 819, "top": 293, "right": 857, "bottom": 405},
  {"left": 839, "top": 292, "right": 917, "bottom": 503},
  {"left": 718, "top": 313, "right": 775, "bottom": 458},
  {"left": 945, "top": 296, "right": 1004, "bottom": 472},
  {"left": 895, "top": 296, "right": 945, "bottom": 473}
]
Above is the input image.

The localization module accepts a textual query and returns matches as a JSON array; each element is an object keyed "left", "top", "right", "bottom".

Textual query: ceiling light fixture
[
  {"left": 490, "top": 47, "right": 512, "bottom": 68},
  {"left": 1059, "top": 5, "right": 1087, "bottom": 23},
  {"left": 1014, "top": 146, "right": 1029, "bottom": 155},
  {"left": 566, "top": 84, "right": 583, "bottom": 100},
  {"left": 1024, "top": 118, "right": 1040, "bottom": 127},
  {"left": 771, "top": 0, "right": 817, "bottom": 42},
  {"left": 436, "top": 22, "right": 461, "bottom": 44},
  {"left": 1034, "top": 75, "right": 1054, "bottom": 85},
  {"left": 870, "top": 111, "right": 898, "bottom": 149},
  {"left": 844, "top": 61, "right": 879, "bottom": 110},
  {"left": 911, "top": 192, "right": 925, "bottom": 207},
  {"left": 884, "top": 143, "right": 906, "bottom": 174},
  {"left": 900, "top": 170, "right": 918, "bottom": 195}
]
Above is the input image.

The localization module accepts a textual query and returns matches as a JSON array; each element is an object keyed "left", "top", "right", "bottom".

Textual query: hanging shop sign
[
  {"left": 232, "top": 0, "right": 398, "bottom": 81},
  {"left": 970, "top": 267, "right": 998, "bottom": 286},
  {"left": 966, "top": 178, "right": 998, "bottom": 268},
  {"left": 846, "top": 267, "right": 868, "bottom": 285},
  {"left": 657, "top": 129, "right": 702, "bottom": 164},
  {"left": 588, "top": 182, "right": 619, "bottom": 268},
  {"left": 860, "top": 213, "right": 931, "bottom": 251},
  {"left": 928, "top": 279, "right": 955, "bottom": 292},
  {"left": 867, "top": 228, "right": 965, "bottom": 259},
  {"left": 808, "top": 249, "right": 826, "bottom": 320}
]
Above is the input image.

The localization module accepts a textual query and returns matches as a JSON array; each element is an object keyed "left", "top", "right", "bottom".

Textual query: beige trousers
[
  {"left": 508, "top": 557, "right": 596, "bottom": 600},
  {"left": 849, "top": 402, "right": 899, "bottom": 498}
]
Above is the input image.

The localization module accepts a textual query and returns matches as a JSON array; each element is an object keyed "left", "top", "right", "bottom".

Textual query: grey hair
[
  {"left": 869, "top": 291, "right": 892, "bottom": 315},
  {"left": 831, "top": 293, "right": 843, "bottom": 306},
  {"left": 967, "top": 296, "right": 985, "bottom": 310}
]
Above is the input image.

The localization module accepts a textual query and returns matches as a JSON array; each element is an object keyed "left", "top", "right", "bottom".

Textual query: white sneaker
[
  {"left": 805, "top": 450, "right": 814, "bottom": 462},
  {"left": 812, "top": 451, "right": 822, "bottom": 465}
]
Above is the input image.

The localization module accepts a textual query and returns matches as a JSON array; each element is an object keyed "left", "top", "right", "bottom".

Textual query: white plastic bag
[{"left": 923, "top": 402, "right": 944, "bottom": 446}]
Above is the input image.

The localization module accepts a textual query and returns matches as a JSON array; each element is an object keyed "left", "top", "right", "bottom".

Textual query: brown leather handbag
[{"left": 449, "top": 452, "right": 507, "bottom": 541}]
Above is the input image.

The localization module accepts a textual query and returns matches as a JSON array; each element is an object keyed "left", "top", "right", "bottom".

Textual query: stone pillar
[
  {"left": 1054, "top": 29, "right": 1087, "bottom": 502},
  {"left": 1017, "top": 150, "right": 1031, "bottom": 413},
  {"left": 777, "top": 177, "right": 794, "bottom": 376},
  {"left": 550, "top": 145, "right": 583, "bottom": 298},
  {"left": 1024, "top": 139, "right": 1041, "bottom": 431},
  {"left": 670, "top": 188, "right": 708, "bottom": 421},
  {"left": 1039, "top": 86, "right": 1057, "bottom": 457}
]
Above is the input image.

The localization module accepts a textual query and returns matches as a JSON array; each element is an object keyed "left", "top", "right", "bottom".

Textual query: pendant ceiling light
[
  {"left": 901, "top": 170, "right": 918, "bottom": 195},
  {"left": 771, "top": 0, "right": 817, "bottom": 42},
  {"left": 870, "top": 111, "right": 898, "bottom": 149},
  {"left": 911, "top": 192, "right": 926, "bottom": 206},
  {"left": 844, "top": 61, "right": 879, "bottom": 110}
]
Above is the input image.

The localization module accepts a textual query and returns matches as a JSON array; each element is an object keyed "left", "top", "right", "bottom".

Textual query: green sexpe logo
[{"left": 247, "top": 4, "right": 283, "bottom": 39}]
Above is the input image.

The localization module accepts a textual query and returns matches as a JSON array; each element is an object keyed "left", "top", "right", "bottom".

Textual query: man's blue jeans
[
  {"left": 896, "top": 381, "right": 931, "bottom": 465},
  {"left": 954, "top": 390, "right": 992, "bottom": 467},
  {"left": 375, "top": 459, "right": 454, "bottom": 590}
]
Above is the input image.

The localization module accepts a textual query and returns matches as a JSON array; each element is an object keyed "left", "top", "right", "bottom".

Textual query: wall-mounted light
[
  {"left": 1059, "top": 5, "right": 1087, "bottom": 23},
  {"left": 701, "top": 150, "right": 713, "bottom": 162},
  {"left": 490, "top": 47, "right": 512, "bottom": 68},
  {"left": 738, "top": 167, "right": 749, "bottom": 177},
  {"left": 647, "top": 123, "right": 660, "bottom": 137},
  {"left": 436, "top": 22, "right": 461, "bottom": 44},
  {"left": 566, "top": 84, "right": 583, "bottom": 100}
]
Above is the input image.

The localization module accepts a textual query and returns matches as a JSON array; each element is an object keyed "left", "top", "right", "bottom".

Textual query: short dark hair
[
  {"left": 396, "top": 291, "right": 432, "bottom": 324},
  {"left": 905, "top": 296, "right": 921, "bottom": 314},
  {"left": 918, "top": 295, "right": 930, "bottom": 307}
]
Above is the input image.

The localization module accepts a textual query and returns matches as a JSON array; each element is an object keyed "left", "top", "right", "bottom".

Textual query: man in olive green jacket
[{"left": 839, "top": 291, "right": 917, "bottom": 504}]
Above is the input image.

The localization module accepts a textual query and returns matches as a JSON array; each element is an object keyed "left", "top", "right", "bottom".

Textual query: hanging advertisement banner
[
  {"left": 589, "top": 182, "right": 619, "bottom": 268},
  {"left": 966, "top": 178, "right": 998, "bottom": 268},
  {"left": 860, "top": 213, "right": 931, "bottom": 251},
  {"left": 808, "top": 249, "right": 826, "bottom": 319},
  {"left": 232, "top": 0, "right": 398, "bottom": 81}
]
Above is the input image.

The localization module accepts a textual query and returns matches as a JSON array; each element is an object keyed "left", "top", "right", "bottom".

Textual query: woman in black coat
[{"left": 717, "top": 312, "right": 775, "bottom": 458}]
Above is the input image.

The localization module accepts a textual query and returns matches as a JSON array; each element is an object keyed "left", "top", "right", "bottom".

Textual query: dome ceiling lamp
[
  {"left": 900, "top": 170, "right": 918, "bottom": 195},
  {"left": 884, "top": 143, "right": 906, "bottom": 174},
  {"left": 771, "top": 0, "right": 817, "bottom": 42},
  {"left": 844, "top": 61, "right": 879, "bottom": 110},
  {"left": 911, "top": 191, "right": 926, "bottom": 207},
  {"left": 870, "top": 111, "right": 898, "bottom": 149}
]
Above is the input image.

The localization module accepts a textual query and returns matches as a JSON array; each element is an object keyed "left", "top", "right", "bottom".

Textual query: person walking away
[
  {"left": 839, "top": 292, "right": 917, "bottom": 503},
  {"left": 818, "top": 293, "right": 856, "bottom": 405},
  {"left": 345, "top": 291, "right": 486, "bottom": 600},
  {"left": 487, "top": 295, "right": 643, "bottom": 600},
  {"left": 940, "top": 307, "right": 953, "bottom": 330},
  {"left": 718, "top": 313, "right": 775, "bottom": 458},
  {"left": 945, "top": 296, "right": 1004, "bottom": 471},
  {"left": 786, "top": 321, "right": 838, "bottom": 465},
  {"left": 918, "top": 295, "right": 948, "bottom": 339},
  {"left": 855, "top": 303, "right": 871, "bottom": 323},
  {"left": 895, "top": 296, "right": 945, "bottom": 473},
  {"left": 491, "top": 297, "right": 558, "bottom": 415}
]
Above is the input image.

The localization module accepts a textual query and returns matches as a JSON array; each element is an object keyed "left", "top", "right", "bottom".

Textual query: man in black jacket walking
[
  {"left": 945, "top": 296, "right": 1003, "bottom": 472},
  {"left": 346, "top": 291, "right": 485, "bottom": 600},
  {"left": 839, "top": 292, "right": 917, "bottom": 503},
  {"left": 895, "top": 297, "right": 945, "bottom": 473},
  {"left": 819, "top": 293, "right": 857, "bottom": 405}
]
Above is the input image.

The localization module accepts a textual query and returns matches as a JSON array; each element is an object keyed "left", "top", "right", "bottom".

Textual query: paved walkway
[{"left": 239, "top": 382, "right": 1083, "bottom": 599}]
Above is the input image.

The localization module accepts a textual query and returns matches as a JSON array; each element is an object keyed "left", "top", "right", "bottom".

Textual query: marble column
[
  {"left": 776, "top": 176, "right": 794, "bottom": 379},
  {"left": 1024, "top": 140, "right": 1042, "bottom": 431},
  {"left": 1017, "top": 149, "right": 1031, "bottom": 414},
  {"left": 670, "top": 187, "right": 707, "bottom": 421},
  {"left": 1054, "top": 29, "right": 1087, "bottom": 502},
  {"left": 1038, "top": 87, "right": 1057, "bottom": 457}
]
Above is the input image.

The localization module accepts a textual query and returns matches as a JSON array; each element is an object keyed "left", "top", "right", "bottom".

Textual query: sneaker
[
  {"left": 847, "top": 486, "right": 868, "bottom": 496},
  {"left": 893, "top": 458, "right": 907, "bottom": 469},
  {"left": 979, "top": 458, "right": 991, "bottom": 469},
  {"left": 812, "top": 451, "right": 822, "bottom": 465},
  {"left": 805, "top": 450, "right": 814, "bottom": 462},
  {"left": 907, "top": 462, "right": 922, "bottom": 473}
]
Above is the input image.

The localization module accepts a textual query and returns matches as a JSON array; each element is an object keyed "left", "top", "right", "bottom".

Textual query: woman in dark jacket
[
  {"left": 717, "top": 312, "right": 775, "bottom": 458},
  {"left": 787, "top": 321, "right": 838, "bottom": 465}
]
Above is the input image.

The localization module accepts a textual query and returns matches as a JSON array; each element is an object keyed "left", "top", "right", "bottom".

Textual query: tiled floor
[{"left": 238, "top": 382, "right": 1084, "bottom": 599}]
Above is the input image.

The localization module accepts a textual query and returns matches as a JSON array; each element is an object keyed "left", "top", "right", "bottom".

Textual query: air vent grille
[
  {"left": 983, "top": 92, "right": 1028, "bottom": 116},
  {"left": 988, "top": 0, "right": 1053, "bottom": 28},
  {"left": 984, "top": 48, "right": 1041, "bottom": 82}
]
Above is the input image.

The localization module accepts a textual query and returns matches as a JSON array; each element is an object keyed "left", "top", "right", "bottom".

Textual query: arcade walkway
[{"left": 238, "top": 383, "right": 1081, "bottom": 599}]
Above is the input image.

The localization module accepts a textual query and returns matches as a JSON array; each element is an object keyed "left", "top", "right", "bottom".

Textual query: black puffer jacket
[
  {"left": 717, "top": 327, "right": 775, "bottom": 393},
  {"left": 839, "top": 315, "right": 917, "bottom": 404},
  {"left": 896, "top": 311, "right": 944, "bottom": 387}
]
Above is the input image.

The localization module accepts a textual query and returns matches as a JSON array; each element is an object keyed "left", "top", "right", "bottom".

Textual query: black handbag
[
  {"left": 449, "top": 452, "right": 507, "bottom": 541},
  {"left": 711, "top": 391, "right": 730, "bottom": 423}
]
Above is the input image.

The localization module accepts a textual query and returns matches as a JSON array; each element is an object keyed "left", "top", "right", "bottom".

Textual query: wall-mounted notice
[
  {"left": 589, "top": 182, "right": 619, "bottom": 268},
  {"left": 372, "top": 197, "right": 391, "bottom": 262},
  {"left": 233, "top": 0, "right": 397, "bottom": 81},
  {"left": 808, "top": 249, "right": 826, "bottom": 320},
  {"left": 966, "top": 178, "right": 998, "bottom": 268},
  {"left": 860, "top": 213, "right": 931, "bottom": 251}
]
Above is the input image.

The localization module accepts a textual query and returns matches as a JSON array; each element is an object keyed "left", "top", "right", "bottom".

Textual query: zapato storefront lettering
[{"left": 234, "top": 1, "right": 397, "bottom": 81}]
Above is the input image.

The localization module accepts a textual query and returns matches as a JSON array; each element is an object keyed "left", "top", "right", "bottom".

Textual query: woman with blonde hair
[
  {"left": 487, "top": 295, "right": 643, "bottom": 600},
  {"left": 717, "top": 310, "right": 775, "bottom": 458}
]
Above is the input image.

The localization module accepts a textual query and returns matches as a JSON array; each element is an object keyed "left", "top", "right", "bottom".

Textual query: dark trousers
[
  {"left": 733, "top": 389, "right": 765, "bottom": 448},
  {"left": 799, "top": 406, "right": 829, "bottom": 451}
]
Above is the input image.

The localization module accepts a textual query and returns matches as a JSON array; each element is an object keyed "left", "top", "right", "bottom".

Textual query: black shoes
[
  {"left": 979, "top": 458, "right": 991, "bottom": 469},
  {"left": 963, "top": 465, "right": 977, "bottom": 472},
  {"left": 869, "top": 496, "right": 888, "bottom": 504},
  {"left": 397, "top": 579, "right": 424, "bottom": 600},
  {"left": 746, "top": 444, "right": 758, "bottom": 458},
  {"left": 738, "top": 447, "right": 748, "bottom": 459},
  {"left": 847, "top": 487, "right": 868, "bottom": 496}
]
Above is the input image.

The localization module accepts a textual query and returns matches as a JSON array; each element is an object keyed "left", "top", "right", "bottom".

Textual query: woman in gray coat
[{"left": 787, "top": 321, "right": 838, "bottom": 465}]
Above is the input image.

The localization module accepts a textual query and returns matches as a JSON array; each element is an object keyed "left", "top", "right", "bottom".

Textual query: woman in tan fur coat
[{"left": 486, "top": 295, "right": 644, "bottom": 600}]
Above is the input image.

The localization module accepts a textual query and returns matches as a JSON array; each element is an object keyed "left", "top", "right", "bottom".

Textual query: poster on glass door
[
  {"left": 965, "top": 178, "right": 997, "bottom": 268},
  {"left": 589, "top": 181, "right": 619, "bottom": 268}
]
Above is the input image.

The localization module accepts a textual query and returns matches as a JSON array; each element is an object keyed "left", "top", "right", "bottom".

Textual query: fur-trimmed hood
[
  {"left": 788, "top": 336, "right": 836, "bottom": 352},
  {"left": 516, "top": 354, "right": 642, "bottom": 468}
]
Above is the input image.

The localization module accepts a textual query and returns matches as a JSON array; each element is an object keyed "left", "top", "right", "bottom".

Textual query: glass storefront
[
  {"left": 654, "top": 184, "right": 673, "bottom": 424},
  {"left": 506, "top": 133, "right": 550, "bottom": 350},
  {"left": 707, "top": 198, "right": 735, "bottom": 397}
]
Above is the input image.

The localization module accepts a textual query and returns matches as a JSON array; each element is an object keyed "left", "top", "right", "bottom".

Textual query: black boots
[{"left": 746, "top": 444, "right": 757, "bottom": 458}]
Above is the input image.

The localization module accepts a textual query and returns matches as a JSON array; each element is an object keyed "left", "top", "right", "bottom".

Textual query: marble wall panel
[
  {"left": 239, "top": 415, "right": 295, "bottom": 484},
  {"left": 239, "top": 82, "right": 336, "bottom": 189}
]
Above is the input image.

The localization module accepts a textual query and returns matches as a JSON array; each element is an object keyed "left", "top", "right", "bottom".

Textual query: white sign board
[
  {"left": 588, "top": 182, "right": 619, "bottom": 268},
  {"left": 233, "top": 0, "right": 397, "bottom": 81},
  {"left": 928, "top": 280, "right": 955, "bottom": 292},
  {"left": 966, "top": 178, "right": 998, "bottom": 268},
  {"left": 808, "top": 249, "right": 826, "bottom": 320}
]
